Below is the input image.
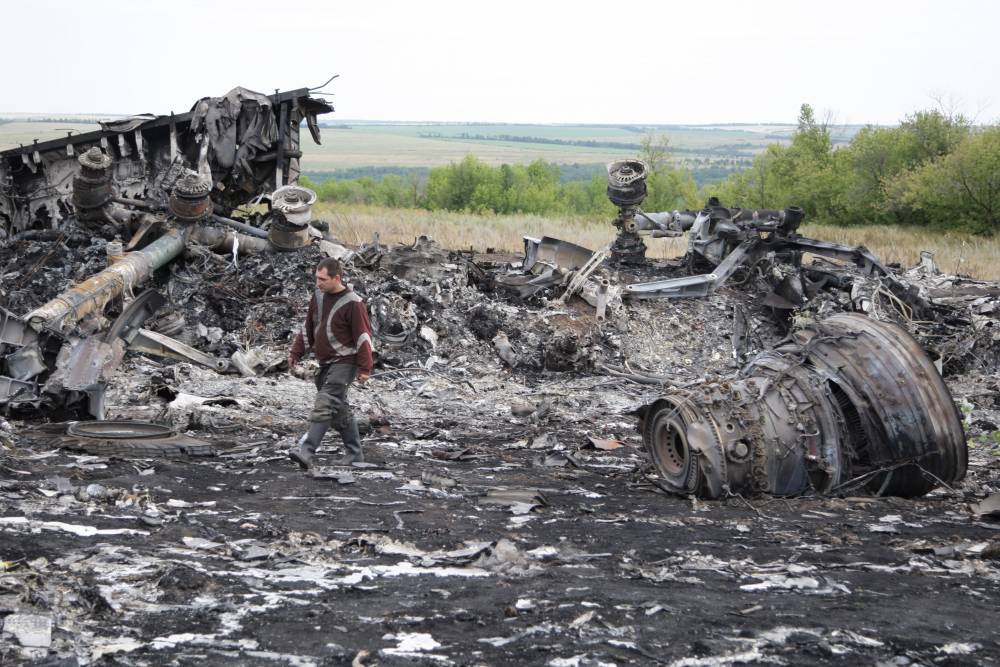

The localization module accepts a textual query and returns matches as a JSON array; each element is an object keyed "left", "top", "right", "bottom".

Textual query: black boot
[
  {"left": 289, "top": 421, "right": 328, "bottom": 470},
  {"left": 332, "top": 417, "right": 364, "bottom": 465}
]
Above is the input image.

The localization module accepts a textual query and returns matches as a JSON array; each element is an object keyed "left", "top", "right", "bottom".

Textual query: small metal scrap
[{"left": 478, "top": 488, "right": 548, "bottom": 514}]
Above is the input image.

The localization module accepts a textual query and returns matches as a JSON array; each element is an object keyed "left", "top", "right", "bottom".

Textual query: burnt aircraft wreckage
[
  {"left": 587, "top": 160, "right": 968, "bottom": 497},
  {"left": 493, "top": 159, "right": 969, "bottom": 497},
  {"left": 0, "top": 98, "right": 972, "bottom": 500},
  {"left": 637, "top": 313, "right": 967, "bottom": 499},
  {"left": 0, "top": 84, "right": 334, "bottom": 418}
]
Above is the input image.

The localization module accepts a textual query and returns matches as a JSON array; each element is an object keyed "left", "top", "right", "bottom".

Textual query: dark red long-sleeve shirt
[{"left": 289, "top": 288, "right": 374, "bottom": 372}]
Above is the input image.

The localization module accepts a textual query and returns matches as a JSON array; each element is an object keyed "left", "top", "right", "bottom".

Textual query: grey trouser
[{"left": 309, "top": 363, "right": 358, "bottom": 429}]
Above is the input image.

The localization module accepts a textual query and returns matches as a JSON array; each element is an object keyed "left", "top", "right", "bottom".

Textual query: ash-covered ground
[{"left": 2, "top": 225, "right": 1000, "bottom": 666}]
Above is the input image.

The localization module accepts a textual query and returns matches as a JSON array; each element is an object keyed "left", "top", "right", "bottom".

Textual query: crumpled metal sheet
[
  {"left": 384, "top": 236, "right": 455, "bottom": 281},
  {"left": 62, "top": 337, "right": 125, "bottom": 390},
  {"left": 0, "top": 85, "right": 333, "bottom": 234},
  {"left": 522, "top": 236, "right": 595, "bottom": 273},
  {"left": 1, "top": 309, "right": 108, "bottom": 417},
  {"left": 191, "top": 87, "right": 278, "bottom": 175}
]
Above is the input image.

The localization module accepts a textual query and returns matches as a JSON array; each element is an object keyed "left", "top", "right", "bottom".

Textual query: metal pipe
[
  {"left": 130, "top": 328, "right": 230, "bottom": 373},
  {"left": 113, "top": 196, "right": 163, "bottom": 211},
  {"left": 26, "top": 227, "right": 187, "bottom": 331},
  {"left": 190, "top": 225, "right": 272, "bottom": 255},
  {"left": 210, "top": 214, "right": 269, "bottom": 239}
]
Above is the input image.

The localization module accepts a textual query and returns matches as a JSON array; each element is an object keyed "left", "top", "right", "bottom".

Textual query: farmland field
[
  {"left": 0, "top": 117, "right": 861, "bottom": 177},
  {"left": 298, "top": 122, "right": 805, "bottom": 170},
  {"left": 0, "top": 121, "right": 101, "bottom": 151}
]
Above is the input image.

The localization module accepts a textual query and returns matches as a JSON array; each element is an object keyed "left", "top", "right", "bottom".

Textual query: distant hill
[{"left": 0, "top": 117, "right": 862, "bottom": 188}]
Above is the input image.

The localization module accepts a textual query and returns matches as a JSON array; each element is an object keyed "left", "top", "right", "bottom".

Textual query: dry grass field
[
  {"left": 317, "top": 202, "right": 1000, "bottom": 280},
  {"left": 800, "top": 223, "right": 998, "bottom": 279}
]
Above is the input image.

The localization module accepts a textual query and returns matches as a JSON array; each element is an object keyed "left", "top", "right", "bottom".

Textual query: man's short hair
[{"left": 316, "top": 257, "right": 342, "bottom": 277}]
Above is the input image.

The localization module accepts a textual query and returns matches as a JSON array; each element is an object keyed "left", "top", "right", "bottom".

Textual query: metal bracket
[{"left": 129, "top": 328, "right": 229, "bottom": 373}]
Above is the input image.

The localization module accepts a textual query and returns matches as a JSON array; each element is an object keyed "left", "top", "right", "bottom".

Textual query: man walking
[{"left": 288, "top": 257, "right": 374, "bottom": 468}]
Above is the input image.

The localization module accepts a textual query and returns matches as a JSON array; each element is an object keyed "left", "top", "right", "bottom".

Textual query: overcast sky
[{"left": 4, "top": 0, "right": 998, "bottom": 125}]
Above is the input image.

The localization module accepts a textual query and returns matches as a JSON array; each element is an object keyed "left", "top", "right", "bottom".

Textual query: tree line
[
  {"left": 713, "top": 104, "right": 1000, "bottom": 234},
  {"left": 302, "top": 105, "right": 1000, "bottom": 233}
]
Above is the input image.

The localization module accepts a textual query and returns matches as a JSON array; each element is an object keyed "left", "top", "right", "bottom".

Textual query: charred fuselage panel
[{"left": 0, "top": 87, "right": 332, "bottom": 237}]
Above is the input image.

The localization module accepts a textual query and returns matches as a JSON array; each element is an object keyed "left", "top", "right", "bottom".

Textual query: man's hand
[
  {"left": 288, "top": 355, "right": 299, "bottom": 371},
  {"left": 357, "top": 371, "right": 370, "bottom": 384}
]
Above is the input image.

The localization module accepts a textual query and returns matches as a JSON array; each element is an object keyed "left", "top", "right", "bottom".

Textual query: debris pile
[
  {"left": 2, "top": 93, "right": 1000, "bottom": 663},
  {"left": 0, "top": 84, "right": 336, "bottom": 419}
]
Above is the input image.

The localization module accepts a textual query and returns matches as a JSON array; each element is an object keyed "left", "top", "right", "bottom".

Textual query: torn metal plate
[
  {"left": 522, "top": 236, "right": 595, "bottom": 273},
  {"left": 62, "top": 337, "right": 125, "bottom": 390},
  {"left": 0, "top": 308, "right": 38, "bottom": 347}
]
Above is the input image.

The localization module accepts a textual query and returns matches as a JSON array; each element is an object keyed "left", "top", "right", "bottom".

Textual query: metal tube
[
  {"left": 190, "top": 225, "right": 272, "bottom": 255},
  {"left": 113, "top": 196, "right": 163, "bottom": 211},
  {"left": 210, "top": 214, "right": 269, "bottom": 239},
  {"left": 26, "top": 228, "right": 187, "bottom": 331}
]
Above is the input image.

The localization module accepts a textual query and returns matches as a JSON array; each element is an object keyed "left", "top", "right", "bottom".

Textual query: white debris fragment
[
  {"left": 0, "top": 517, "right": 148, "bottom": 537},
  {"left": 319, "top": 239, "right": 354, "bottom": 261},
  {"left": 196, "top": 322, "right": 224, "bottom": 344},
  {"left": 668, "top": 647, "right": 764, "bottom": 667},
  {"left": 492, "top": 331, "right": 518, "bottom": 366},
  {"left": 330, "top": 562, "right": 491, "bottom": 584},
  {"left": 419, "top": 325, "right": 439, "bottom": 349},
  {"left": 241, "top": 650, "right": 322, "bottom": 667},
  {"left": 383, "top": 632, "right": 442, "bottom": 652},
  {"left": 548, "top": 656, "right": 617, "bottom": 667},
  {"left": 938, "top": 642, "right": 980, "bottom": 655},
  {"left": 507, "top": 515, "right": 537, "bottom": 529},
  {"left": 786, "top": 563, "right": 816, "bottom": 574},
  {"left": 526, "top": 545, "right": 560, "bottom": 560},
  {"left": 182, "top": 536, "right": 225, "bottom": 550},
  {"left": 835, "top": 630, "right": 884, "bottom": 647},
  {"left": 363, "top": 535, "right": 428, "bottom": 558},
  {"left": 568, "top": 610, "right": 595, "bottom": 628},
  {"left": 740, "top": 575, "right": 821, "bottom": 591},
  {"left": 150, "top": 633, "right": 259, "bottom": 650},
  {"left": 381, "top": 632, "right": 451, "bottom": 663},
  {"left": 868, "top": 524, "right": 899, "bottom": 534},
  {"left": 91, "top": 638, "right": 145, "bottom": 660},
  {"left": 167, "top": 498, "right": 217, "bottom": 508},
  {"left": 478, "top": 623, "right": 559, "bottom": 647},
  {"left": 3, "top": 614, "right": 52, "bottom": 648}
]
